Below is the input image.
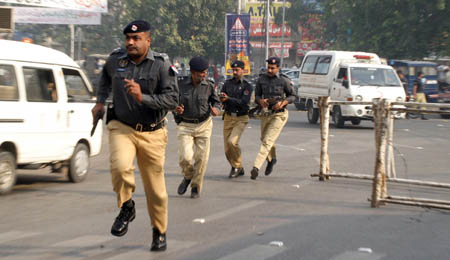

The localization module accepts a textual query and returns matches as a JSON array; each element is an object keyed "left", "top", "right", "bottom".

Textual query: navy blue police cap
[
  {"left": 189, "top": 56, "right": 209, "bottom": 71},
  {"left": 266, "top": 56, "right": 280, "bottom": 66},
  {"left": 123, "top": 20, "right": 151, "bottom": 34},
  {"left": 231, "top": 60, "right": 245, "bottom": 69}
]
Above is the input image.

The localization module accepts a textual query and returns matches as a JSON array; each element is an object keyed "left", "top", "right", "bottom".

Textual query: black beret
[
  {"left": 189, "top": 56, "right": 209, "bottom": 71},
  {"left": 123, "top": 20, "right": 151, "bottom": 34},
  {"left": 266, "top": 56, "right": 280, "bottom": 66},
  {"left": 231, "top": 60, "right": 245, "bottom": 69}
]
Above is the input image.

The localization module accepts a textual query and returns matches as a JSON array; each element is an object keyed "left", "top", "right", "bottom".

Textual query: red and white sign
[{"left": 250, "top": 41, "right": 293, "bottom": 49}]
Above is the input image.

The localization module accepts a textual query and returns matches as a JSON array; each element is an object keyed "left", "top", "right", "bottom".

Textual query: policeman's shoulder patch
[
  {"left": 169, "top": 65, "right": 178, "bottom": 76},
  {"left": 154, "top": 52, "right": 169, "bottom": 62},
  {"left": 110, "top": 47, "right": 125, "bottom": 56}
]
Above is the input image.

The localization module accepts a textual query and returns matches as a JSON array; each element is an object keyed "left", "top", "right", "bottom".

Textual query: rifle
[{"left": 249, "top": 96, "right": 283, "bottom": 118}]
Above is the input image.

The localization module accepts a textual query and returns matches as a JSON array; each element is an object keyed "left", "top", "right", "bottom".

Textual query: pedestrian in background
[
  {"left": 413, "top": 71, "right": 428, "bottom": 120},
  {"left": 174, "top": 56, "right": 220, "bottom": 198},
  {"left": 91, "top": 20, "right": 178, "bottom": 252},
  {"left": 220, "top": 60, "right": 253, "bottom": 178},
  {"left": 396, "top": 70, "right": 408, "bottom": 95},
  {"left": 250, "top": 57, "right": 296, "bottom": 180}
]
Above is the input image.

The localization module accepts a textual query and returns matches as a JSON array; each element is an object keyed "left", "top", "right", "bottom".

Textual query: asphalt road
[{"left": 1, "top": 105, "right": 450, "bottom": 260}]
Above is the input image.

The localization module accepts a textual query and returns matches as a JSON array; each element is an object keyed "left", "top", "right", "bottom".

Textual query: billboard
[
  {"left": 14, "top": 7, "right": 101, "bottom": 25},
  {"left": 0, "top": 0, "right": 107, "bottom": 13},
  {"left": 225, "top": 14, "right": 251, "bottom": 76}
]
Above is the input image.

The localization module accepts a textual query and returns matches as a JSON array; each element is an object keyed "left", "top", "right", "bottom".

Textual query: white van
[
  {"left": 0, "top": 40, "right": 102, "bottom": 194},
  {"left": 296, "top": 51, "right": 406, "bottom": 127}
]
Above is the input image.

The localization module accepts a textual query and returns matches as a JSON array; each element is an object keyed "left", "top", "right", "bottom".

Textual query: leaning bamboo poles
[{"left": 313, "top": 97, "right": 450, "bottom": 210}]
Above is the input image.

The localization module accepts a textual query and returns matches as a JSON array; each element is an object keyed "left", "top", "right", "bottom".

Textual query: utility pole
[
  {"left": 69, "top": 24, "right": 75, "bottom": 59},
  {"left": 265, "top": 0, "right": 270, "bottom": 63},
  {"left": 280, "top": 0, "right": 286, "bottom": 67},
  {"left": 238, "top": 0, "right": 241, "bottom": 14}
]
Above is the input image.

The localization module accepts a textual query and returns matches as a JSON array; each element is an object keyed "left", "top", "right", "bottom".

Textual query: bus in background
[{"left": 388, "top": 60, "right": 439, "bottom": 102}]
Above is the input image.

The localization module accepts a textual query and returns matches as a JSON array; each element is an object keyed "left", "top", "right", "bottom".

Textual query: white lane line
[
  {"left": 104, "top": 240, "right": 197, "bottom": 260},
  {"left": 0, "top": 231, "right": 40, "bottom": 244},
  {"left": 51, "top": 235, "right": 114, "bottom": 248},
  {"left": 395, "top": 144, "right": 425, "bottom": 150},
  {"left": 216, "top": 244, "right": 285, "bottom": 260},
  {"left": 198, "top": 200, "right": 265, "bottom": 223},
  {"left": 330, "top": 250, "right": 385, "bottom": 260},
  {"left": 276, "top": 143, "right": 306, "bottom": 152}
]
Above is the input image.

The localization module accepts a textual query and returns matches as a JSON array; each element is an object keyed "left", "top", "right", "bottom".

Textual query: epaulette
[
  {"left": 110, "top": 47, "right": 125, "bottom": 56},
  {"left": 280, "top": 73, "right": 289, "bottom": 79},
  {"left": 153, "top": 52, "right": 169, "bottom": 62}
]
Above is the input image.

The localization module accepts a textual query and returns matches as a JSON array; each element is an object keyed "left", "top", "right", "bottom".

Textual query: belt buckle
[
  {"left": 135, "top": 123, "right": 143, "bottom": 132},
  {"left": 231, "top": 112, "right": 237, "bottom": 117},
  {"left": 150, "top": 123, "right": 156, "bottom": 129}
]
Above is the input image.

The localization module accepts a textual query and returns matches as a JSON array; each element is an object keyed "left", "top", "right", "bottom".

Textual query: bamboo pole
[
  {"left": 318, "top": 96, "right": 330, "bottom": 181},
  {"left": 392, "top": 101, "right": 450, "bottom": 109},
  {"left": 371, "top": 99, "right": 389, "bottom": 207},
  {"left": 310, "top": 172, "right": 373, "bottom": 180},
  {"left": 386, "top": 111, "right": 396, "bottom": 178},
  {"left": 379, "top": 199, "right": 450, "bottom": 210},
  {"left": 387, "top": 195, "right": 450, "bottom": 205}
]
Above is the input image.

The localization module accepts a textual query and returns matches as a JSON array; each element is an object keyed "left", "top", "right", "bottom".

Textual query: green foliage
[{"left": 276, "top": 0, "right": 450, "bottom": 59}]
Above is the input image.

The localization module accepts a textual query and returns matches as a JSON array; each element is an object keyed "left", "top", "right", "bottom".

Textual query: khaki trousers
[
  {"left": 254, "top": 110, "right": 288, "bottom": 169},
  {"left": 416, "top": 93, "right": 427, "bottom": 110},
  {"left": 176, "top": 117, "right": 213, "bottom": 192},
  {"left": 223, "top": 114, "right": 249, "bottom": 168},
  {"left": 107, "top": 120, "right": 168, "bottom": 233}
]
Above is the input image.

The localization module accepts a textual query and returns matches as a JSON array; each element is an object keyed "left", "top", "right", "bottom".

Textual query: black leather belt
[
  {"left": 226, "top": 111, "right": 248, "bottom": 117},
  {"left": 121, "top": 120, "right": 165, "bottom": 132},
  {"left": 181, "top": 115, "right": 210, "bottom": 124},
  {"left": 272, "top": 108, "right": 285, "bottom": 113}
]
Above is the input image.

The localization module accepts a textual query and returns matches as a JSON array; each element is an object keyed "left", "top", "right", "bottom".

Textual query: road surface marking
[
  {"left": 104, "top": 240, "right": 197, "bottom": 260},
  {"left": 51, "top": 235, "right": 113, "bottom": 248},
  {"left": 216, "top": 244, "right": 285, "bottom": 260},
  {"left": 0, "top": 231, "right": 40, "bottom": 244},
  {"left": 198, "top": 200, "right": 265, "bottom": 223}
]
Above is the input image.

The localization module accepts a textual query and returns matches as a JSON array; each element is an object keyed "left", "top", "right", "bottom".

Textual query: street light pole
[
  {"left": 280, "top": 0, "right": 286, "bottom": 67},
  {"left": 265, "top": 0, "right": 270, "bottom": 63}
]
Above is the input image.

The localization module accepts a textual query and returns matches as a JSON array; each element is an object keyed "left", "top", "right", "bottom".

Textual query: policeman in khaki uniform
[
  {"left": 220, "top": 60, "right": 253, "bottom": 178},
  {"left": 92, "top": 20, "right": 178, "bottom": 252},
  {"left": 174, "top": 56, "right": 220, "bottom": 198},
  {"left": 250, "top": 57, "right": 296, "bottom": 180}
]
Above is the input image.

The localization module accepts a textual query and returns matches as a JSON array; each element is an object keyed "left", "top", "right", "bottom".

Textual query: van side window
[
  {"left": 337, "top": 68, "right": 348, "bottom": 82},
  {"left": 23, "top": 67, "right": 57, "bottom": 102},
  {"left": 315, "top": 56, "right": 332, "bottom": 74},
  {"left": 0, "top": 64, "right": 18, "bottom": 101},
  {"left": 301, "top": 56, "right": 318, "bottom": 74},
  {"left": 63, "top": 68, "right": 92, "bottom": 102}
]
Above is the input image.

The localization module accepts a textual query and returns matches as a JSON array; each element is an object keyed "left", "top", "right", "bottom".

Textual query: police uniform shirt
[
  {"left": 178, "top": 78, "right": 220, "bottom": 119},
  {"left": 255, "top": 73, "right": 296, "bottom": 107},
  {"left": 221, "top": 77, "right": 253, "bottom": 114},
  {"left": 97, "top": 48, "right": 179, "bottom": 126}
]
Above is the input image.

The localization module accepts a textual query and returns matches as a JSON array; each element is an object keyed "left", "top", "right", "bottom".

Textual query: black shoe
[
  {"left": 421, "top": 115, "right": 428, "bottom": 120},
  {"left": 177, "top": 178, "right": 191, "bottom": 195},
  {"left": 238, "top": 168, "right": 245, "bottom": 176},
  {"left": 229, "top": 167, "right": 242, "bottom": 178},
  {"left": 191, "top": 187, "right": 199, "bottom": 198},
  {"left": 250, "top": 167, "right": 259, "bottom": 180},
  {"left": 150, "top": 228, "right": 167, "bottom": 252},
  {"left": 111, "top": 200, "right": 136, "bottom": 237},
  {"left": 265, "top": 158, "right": 277, "bottom": 176}
]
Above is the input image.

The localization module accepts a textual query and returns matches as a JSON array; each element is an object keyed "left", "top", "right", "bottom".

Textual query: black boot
[
  {"left": 150, "top": 228, "right": 167, "bottom": 252},
  {"left": 250, "top": 167, "right": 259, "bottom": 180},
  {"left": 191, "top": 187, "right": 199, "bottom": 198},
  {"left": 177, "top": 178, "right": 191, "bottom": 195},
  {"left": 229, "top": 167, "right": 239, "bottom": 178},
  {"left": 265, "top": 158, "right": 277, "bottom": 176},
  {"left": 111, "top": 199, "right": 136, "bottom": 237}
]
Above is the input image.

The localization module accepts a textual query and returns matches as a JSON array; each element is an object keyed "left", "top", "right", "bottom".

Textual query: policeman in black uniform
[
  {"left": 92, "top": 20, "right": 178, "bottom": 252},
  {"left": 220, "top": 60, "right": 253, "bottom": 178},
  {"left": 250, "top": 57, "right": 296, "bottom": 180}
]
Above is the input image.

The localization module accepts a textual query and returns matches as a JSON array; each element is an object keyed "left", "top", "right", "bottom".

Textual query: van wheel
[
  {"left": 333, "top": 106, "right": 345, "bottom": 128},
  {"left": 68, "top": 143, "right": 90, "bottom": 183},
  {"left": 351, "top": 118, "right": 361, "bottom": 125},
  {"left": 307, "top": 102, "right": 319, "bottom": 124},
  {"left": 0, "top": 151, "right": 16, "bottom": 195}
]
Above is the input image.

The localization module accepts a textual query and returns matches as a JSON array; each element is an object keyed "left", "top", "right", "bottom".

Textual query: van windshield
[{"left": 350, "top": 67, "right": 401, "bottom": 87}]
